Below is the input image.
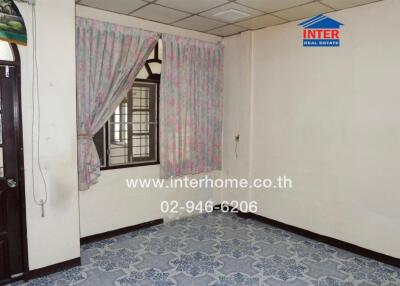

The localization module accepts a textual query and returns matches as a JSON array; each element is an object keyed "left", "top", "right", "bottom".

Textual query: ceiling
[{"left": 76, "top": 0, "right": 383, "bottom": 37}]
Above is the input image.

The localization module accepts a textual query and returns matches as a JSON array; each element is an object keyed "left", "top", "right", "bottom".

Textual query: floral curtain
[
  {"left": 76, "top": 17, "right": 159, "bottom": 191},
  {"left": 160, "top": 34, "right": 224, "bottom": 178}
]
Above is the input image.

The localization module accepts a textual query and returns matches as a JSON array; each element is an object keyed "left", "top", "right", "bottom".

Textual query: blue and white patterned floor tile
[{"left": 11, "top": 212, "right": 400, "bottom": 285}]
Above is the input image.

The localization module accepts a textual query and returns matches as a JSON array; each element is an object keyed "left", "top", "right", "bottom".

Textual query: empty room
[{"left": 0, "top": 0, "right": 399, "bottom": 285}]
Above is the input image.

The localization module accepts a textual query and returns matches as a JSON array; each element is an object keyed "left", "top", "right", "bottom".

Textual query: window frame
[{"left": 98, "top": 78, "right": 160, "bottom": 171}]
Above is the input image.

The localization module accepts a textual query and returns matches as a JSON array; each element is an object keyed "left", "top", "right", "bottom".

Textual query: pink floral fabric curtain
[
  {"left": 76, "top": 18, "right": 159, "bottom": 191},
  {"left": 160, "top": 34, "right": 224, "bottom": 178}
]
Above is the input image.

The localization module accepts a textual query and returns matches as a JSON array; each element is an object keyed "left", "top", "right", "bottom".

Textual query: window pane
[
  {"left": 148, "top": 62, "right": 161, "bottom": 75},
  {"left": 109, "top": 145, "right": 128, "bottom": 165},
  {"left": 133, "top": 111, "right": 149, "bottom": 133},
  {"left": 132, "top": 135, "right": 149, "bottom": 158},
  {"left": 0, "top": 41, "right": 13, "bottom": 61},
  {"left": 133, "top": 86, "right": 150, "bottom": 109},
  {"left": 136, "top": 67, "right": 149, "bottom": 79},
  {"left": 111, "top": 102, "right": 130, "bottom": 145},
  {"left": 108, "top": 81, "right": 158, "bottom": 166}
]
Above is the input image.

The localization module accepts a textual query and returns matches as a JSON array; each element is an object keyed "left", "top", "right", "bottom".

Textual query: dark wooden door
[{"left": 0, "top": 63, "right": 25, "bottom": 283}]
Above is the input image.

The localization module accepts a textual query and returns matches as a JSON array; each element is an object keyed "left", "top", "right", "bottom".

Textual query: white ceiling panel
[
  {"left": 76, "top": 0, "right": 384, "bottom": 37},
  {"left": 132, "top": 4, "right": 190, "bottom": 24},
  {"left": 320, "top": 0, "right": 381, "bottom": 10},
  {"left": 156, "top": 0, "right": 229, "bottom": 14},
  {"left": 200, "top": 2, "right": 263, "bottom": 23},
  {"left": 173, "top": 16, "right": 225, "bottom": 32},
  {"left": 236, "top": 0, "right": 312, "bottom": 13},
  {"left": 237, "top": 14, "right": 287, "bottom": 30},
  {"left": 208, "top": 25, "right": 247, "bottom": 37},
  {"left": 272, "top": 2, "right": 334, "bottom": 21},
  {"left": 79, "top": 0, "right": 147, "bottom": 14}
]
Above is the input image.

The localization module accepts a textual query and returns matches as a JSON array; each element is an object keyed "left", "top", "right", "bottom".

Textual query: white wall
[
  {"left": 217, "top": 32, "right": 253, "bottom": 205},
  {"left": 76, "top": 5, "right": 222, "bottom": 238},
  {"left": 245, "top": 0, "right": 400, "bottom": 258},
  {"left": 17, "top": 0, "right": 80, "bottom": 270}
]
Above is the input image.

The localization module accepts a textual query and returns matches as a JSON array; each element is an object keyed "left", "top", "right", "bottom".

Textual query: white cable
[{"left": 30, "top": 2, "right": 48, "bottom": 216}]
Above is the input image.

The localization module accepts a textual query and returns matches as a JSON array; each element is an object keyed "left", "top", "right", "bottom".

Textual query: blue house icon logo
[{"left": 299, "top": 14, "right": 344, "bottom": 47}]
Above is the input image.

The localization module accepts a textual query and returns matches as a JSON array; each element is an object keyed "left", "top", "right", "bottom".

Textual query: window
[
  {"left": 0, "top": 42, "right": 17, "bottom": 177},
  {"left": 94, "top": 40, "right": 162, "bottom": 169},
  {"left": 0, "top": 41, "right": 14, "bottom": 62}
]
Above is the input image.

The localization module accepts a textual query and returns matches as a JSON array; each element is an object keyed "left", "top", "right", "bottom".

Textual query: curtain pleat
[
  {"left": 76, "top": 17, "right": 159, "bottom": 191},
  {"left": 160, "top": 34, "right": 224, "bottom": 178}
]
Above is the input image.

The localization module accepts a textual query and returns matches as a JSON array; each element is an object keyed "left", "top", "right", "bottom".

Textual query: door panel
[
  {"left": 0, "top": 190, "right": 5, "bottom": 232},
  {"left": 0, "top": 240, "right": 9, "bottom": 279},
  {"left": 0, "top": 64, "right": 24, "bottom": 282}
]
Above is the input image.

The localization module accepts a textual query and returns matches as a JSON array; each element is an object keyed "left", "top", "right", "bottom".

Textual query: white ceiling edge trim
[{"left": 76, "top": 5, "right": 222, "bottom": 44}]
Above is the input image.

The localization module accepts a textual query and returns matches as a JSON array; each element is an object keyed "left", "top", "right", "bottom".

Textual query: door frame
[{"left": 0, "top": 43, "right": 29, "bottom": 283}]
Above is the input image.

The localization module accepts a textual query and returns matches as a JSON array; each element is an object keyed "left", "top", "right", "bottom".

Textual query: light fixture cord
[{"left": 31, "top": 2, "right": 48, "bottom": 217}]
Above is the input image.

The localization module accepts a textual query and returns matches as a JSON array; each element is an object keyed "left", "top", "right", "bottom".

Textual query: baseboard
[
  {"left": 22, "top": 219, "right": 163, "bottom": 282},
  {"left": 80, "top": 218, "right": 164, "bottom": 245},
  {"left": 238, "top": 211, "right": 400, "bottom": 268},
  {"left": 24, "top": 257, "right": 81, "bottom": 281}
]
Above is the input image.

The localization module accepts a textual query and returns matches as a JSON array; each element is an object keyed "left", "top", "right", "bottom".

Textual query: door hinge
[{"left": 5, "top": 65, "right": 9, "bottom": 78}]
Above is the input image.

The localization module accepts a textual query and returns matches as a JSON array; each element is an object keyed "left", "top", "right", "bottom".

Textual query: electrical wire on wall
[
  {"left": 234, "top": 51, "right": 242, "bottom": 160},
  {"left": 234, "top": 76, "right": 241, "bottom": 159},
  {"left": 234, "top": 134, "right": 240, "bottom": 159},
  {"left": 27, "top": 0, "right": 48, "bottom": 218}
]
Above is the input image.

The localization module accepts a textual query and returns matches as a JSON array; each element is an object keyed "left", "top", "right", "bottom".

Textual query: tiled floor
[{"left": 13, "top": 212, "right": 400, "bottom": 285}]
